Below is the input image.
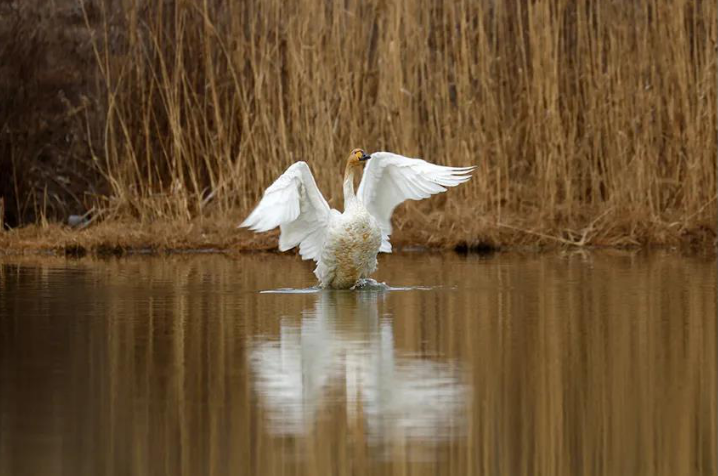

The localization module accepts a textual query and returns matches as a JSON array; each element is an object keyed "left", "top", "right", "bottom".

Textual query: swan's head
[{"left": 347, "top": 148, "right": 371, "bottom": 167}]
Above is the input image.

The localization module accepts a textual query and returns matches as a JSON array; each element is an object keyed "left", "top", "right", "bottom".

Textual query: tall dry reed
[{"left": 83, "top": 0, "right": 716, "bottom": 245}]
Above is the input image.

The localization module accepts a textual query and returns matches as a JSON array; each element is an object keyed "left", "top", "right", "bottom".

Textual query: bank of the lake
[{"left": 0, "top": 212, "right": 715, "bottom": 256}]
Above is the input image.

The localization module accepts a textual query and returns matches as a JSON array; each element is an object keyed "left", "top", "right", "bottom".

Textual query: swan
[{"left": 240, "top": 149, "right": 474, "bottom": 288}]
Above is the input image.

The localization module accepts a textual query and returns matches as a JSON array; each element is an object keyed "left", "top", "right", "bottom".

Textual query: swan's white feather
[
  {"left": 357, "top": 152, "right": 475, "bottom": 252},
  {"left": 240, "top": 161, "right": 331, "bottom": 262},
  {"left": 241, "top": 152, "right": 474, "bottom": 288}
]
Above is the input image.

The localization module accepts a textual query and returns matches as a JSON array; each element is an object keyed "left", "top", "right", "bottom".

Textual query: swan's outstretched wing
[
  {"left": 240, "top": 162, "right": 332, "bottom": 261},
  {"left": 357, "top": 152, "right": 475, "bottom": 252}
]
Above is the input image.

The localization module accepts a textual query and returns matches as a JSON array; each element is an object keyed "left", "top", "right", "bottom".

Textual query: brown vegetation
[{"left": 0, "top": 0, "right": 716, "bottom": 253}]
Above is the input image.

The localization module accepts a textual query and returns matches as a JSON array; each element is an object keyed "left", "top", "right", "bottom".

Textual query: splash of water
[{"left": 260, "top": 279, "right": 435, "bottom": 294}]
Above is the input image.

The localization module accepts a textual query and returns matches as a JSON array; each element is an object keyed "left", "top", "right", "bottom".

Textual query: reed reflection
[
  {"left": 250, "top": 290, "right": 467, "bottom": 445},
  {"left": 0, "top": 253, "right": 715, "bottom": 476}
]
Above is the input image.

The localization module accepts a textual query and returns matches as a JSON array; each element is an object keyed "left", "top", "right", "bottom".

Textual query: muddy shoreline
[{"left": 1, "top": 220, "right": 714, "bottom": 258}]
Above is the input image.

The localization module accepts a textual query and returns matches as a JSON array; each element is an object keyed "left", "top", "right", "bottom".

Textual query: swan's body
[
  {"left": 316, "top": 197, "right": 382, "bottom": 288},
  {"left": 241, "top": 150, "right": 474, "bottom": 289}
]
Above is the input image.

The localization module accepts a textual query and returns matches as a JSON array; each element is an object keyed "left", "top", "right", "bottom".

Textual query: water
[{"left": 0, "top": 251, "right": 714, "bottom": 475}]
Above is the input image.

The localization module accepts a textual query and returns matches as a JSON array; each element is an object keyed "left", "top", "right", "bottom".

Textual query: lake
[{"left": 0, "top": 251, "right": 715, "bottom": 475}]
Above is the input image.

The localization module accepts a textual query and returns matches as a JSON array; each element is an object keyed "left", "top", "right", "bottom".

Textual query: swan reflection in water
[{"left": 250, "top": 290, "right": 468, "bottom": 446}]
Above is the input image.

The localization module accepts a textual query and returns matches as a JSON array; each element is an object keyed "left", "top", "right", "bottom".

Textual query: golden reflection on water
[{"left": 0, "top": 251, "right": 715, "bottom": 476}]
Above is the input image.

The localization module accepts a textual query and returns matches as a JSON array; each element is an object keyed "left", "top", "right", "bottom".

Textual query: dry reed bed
[{"left": 2, "top": 0, "right": 716, "bottom": 252}]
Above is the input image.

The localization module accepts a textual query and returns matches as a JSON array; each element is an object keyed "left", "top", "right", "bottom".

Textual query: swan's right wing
[
  {"left": 240, "top": 162, "right": 332, "bottom": 262},
  {"left": 358, "top": 152, "right": 475, "bottom": 252}
]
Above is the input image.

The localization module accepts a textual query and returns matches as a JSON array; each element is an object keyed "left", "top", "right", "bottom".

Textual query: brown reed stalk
[{"left": 81, "top": 0, "right": 716, "bottom": 245}]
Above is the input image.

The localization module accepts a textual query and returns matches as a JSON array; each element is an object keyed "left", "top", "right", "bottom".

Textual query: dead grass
[
  {"left": 1, "top": 206, "right": 714, "bottom": 257},
  {"left": 1, "top": 0, "right": 716, "bottom": 252},
  {"left": 0, "top": 219, "right": 274, "bottom": 255}
]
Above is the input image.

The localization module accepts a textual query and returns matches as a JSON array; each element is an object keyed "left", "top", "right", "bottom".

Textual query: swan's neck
[{"left": 343, "top": 164, "right": 357, "bottom": 210}]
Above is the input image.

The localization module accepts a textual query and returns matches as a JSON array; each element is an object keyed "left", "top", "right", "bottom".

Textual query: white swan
[{"left": 240, "top": 149, "right": 474, "bottom": 288}]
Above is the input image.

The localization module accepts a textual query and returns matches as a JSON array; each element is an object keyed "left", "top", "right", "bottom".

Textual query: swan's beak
[{"left": 359, "top": 153, "right": 371, "bottom": 161}]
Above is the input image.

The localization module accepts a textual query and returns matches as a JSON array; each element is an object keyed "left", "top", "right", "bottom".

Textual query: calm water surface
[{"left": 0, "top": 251, "right": 715, "bottom": 475}]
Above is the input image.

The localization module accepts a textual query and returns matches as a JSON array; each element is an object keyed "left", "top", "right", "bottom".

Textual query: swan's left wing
[
  {"left": 240, "top": 161, "right": 332, "bottom": 262},
  {"left": 358, "top": 152, "right": 475, "bottom": 252}
]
